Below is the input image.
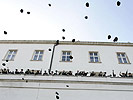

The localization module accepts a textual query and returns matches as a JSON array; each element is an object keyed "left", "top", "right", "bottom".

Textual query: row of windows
[
  {"left": 3, "top": 50, "right": 130, "bottom": 64},
  {"left": 4, "top": 50, "right": 44, "bottom": 61},
  {"left": 61, "top": 51, "right": 130, "bottom": 64}
]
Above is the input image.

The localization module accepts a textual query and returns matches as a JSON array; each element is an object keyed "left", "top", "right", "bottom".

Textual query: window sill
[
  {"left": 30, "top": 60, "right": 43, "bottom": 61},
  {"left": 2, "top": 59, "right": 14, "bottom": 61},
  {"left": 59, "top": 61, "right": 72, "bottom": 62},
  {"left": 89, "top": 62, "right": 102, "bottom": 63},
  {"left": 118, "top": 63, "right": 131, "bottom": 64}
]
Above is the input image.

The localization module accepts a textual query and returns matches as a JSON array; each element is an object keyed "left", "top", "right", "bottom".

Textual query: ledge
[
  {"left": 0, "top": 40, "right": 133, "bottom": 47},
  {"left": 0, "top": 75, "right": 133, "bottom": 85}
]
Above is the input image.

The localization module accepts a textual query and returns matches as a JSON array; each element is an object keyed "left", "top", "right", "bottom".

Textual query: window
[
  {"left": 117, "top": 52, "right": 130, "bottom": 64},
  {"left": 4, "top": 50, "right": 17, "bottom": 61},
  {"left": 32, "top": 50, "right": 44, "bottom": 61},
  {"left": 61, "top": 51, "right": 72, "bottom": 62},
  {"left": 89, "top": 52, "right": 100, "bottom": 63}
]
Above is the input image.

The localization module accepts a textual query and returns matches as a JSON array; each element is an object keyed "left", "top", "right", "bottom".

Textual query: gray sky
[{"left": 0, "top": 0, "right": 133, "bottom": 42}]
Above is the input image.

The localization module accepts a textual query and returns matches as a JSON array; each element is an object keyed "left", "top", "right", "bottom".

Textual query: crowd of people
[
  {"left": 0, "top": 68, "right": 133, "bottom": 78},
  {"left": 0, "top": 69, "right": 42, "bottom": 75},
  {"left": 119, "top": 71, "right": 133, "bottom": 77}
]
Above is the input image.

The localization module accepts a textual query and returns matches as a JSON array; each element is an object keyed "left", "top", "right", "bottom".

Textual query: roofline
[{"left": 0, "top": 40, "right": 133, "bottom": 47}]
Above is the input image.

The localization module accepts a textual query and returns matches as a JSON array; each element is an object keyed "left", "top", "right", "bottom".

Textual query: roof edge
[{"left": 0, "top": 40, "right": 133, "bottom": 47}]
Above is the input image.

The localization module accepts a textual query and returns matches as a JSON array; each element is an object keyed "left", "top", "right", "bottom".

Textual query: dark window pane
[
  {"left": 67, "top": 52, "right": 70, "bottom": 55},
  {"left": 63, "top": 52, "right": 66, "bottom": 55},
  {"left": 35, "top": 51, "right": 39, "bottom": 54},
  {"left": 10, "top": 55, "right": 15, "bottom": 60},
  {"left": 118, "top": 58, "right": 122, "bottom": 63},
  {"left": 95, "top": 57, "right": 99, "bottom": 62},
  {"left": 9, "top": 51, "right": 13, "bottom": 54},
  {"left": 94, "top": 53, "right": 97, "bottom": 56},
  {"left": 62, "top": 56, "right": 66, "bottom": 61},
  {"left": 90, "top": 57, "right": 94, "bottom": 62},
  {"left": 121, "top": 54, "right": 125, "bottom": 57},
  {"left": 40, "top": 51, "right": 43, "bottom": 54},
  {"left": 90, "top": 53, "right": 93, "bottom": 56},
  {"left": 123, "top": 58, "right": 127, "bottom": 63},
  {"left": 62, "top": 56, "right": 66, "bottom": 59},
  {"left": 67, "top": 56, "right": 70, "bottom": 61},
  {"left": 117, "top": 54, "right": 120, "bottom": 57},
  {"left": 13, "top": 51, "right": 17, "bottom": 54},
  {"left": 33, "top": 55, "right": 38, "bottom": 60},
  {"left": 38, "top": 55, "right": 42, "bottom": 60},
  {"left": 6, "top": 55, "right": 11, "bottom": 60}
]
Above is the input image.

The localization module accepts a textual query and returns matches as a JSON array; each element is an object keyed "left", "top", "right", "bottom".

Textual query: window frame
[
  {"left": 31, "top": 50, "right": 44, "bottom": 61},
  {"left": 116, "top": 52, "right": 130, "bottom": 64},
  {"left": 60, "top": 51, "right": 72, "bottom": 62},
  {"left": 89, "top": 51, "right": 101, "bottom": 63},
  {"left": 3, "top": 49, "right": 18, "bottom": 61}
]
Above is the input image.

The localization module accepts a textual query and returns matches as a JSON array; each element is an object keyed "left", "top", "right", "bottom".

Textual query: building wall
[
  {"left": 0, "top": 44, "right": 54, "bottom": 71},
  {"left": 0, "top": 75, "right": 133, "bottom": 100},
  {"left": 0, "top": 41, "right": 133, "bottom": 75},
  {"left": 52, "top": 45, "right": 133, "bottom": 75}
]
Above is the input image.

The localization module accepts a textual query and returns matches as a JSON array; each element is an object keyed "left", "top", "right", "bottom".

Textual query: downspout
[{"left": 48, "top": 40, "right": 59, "bottom": 74}]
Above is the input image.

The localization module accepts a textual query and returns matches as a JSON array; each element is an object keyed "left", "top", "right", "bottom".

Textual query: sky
[{"left": 0, "top": 0, "right": 133, "bottom": 42}]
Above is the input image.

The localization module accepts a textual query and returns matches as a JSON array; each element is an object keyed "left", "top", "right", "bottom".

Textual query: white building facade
[
  {"left": 0, "top": 40, "right": 133, "bottom": 100},
  {"left": 0, "top": 40, "right": 133, "bottom": 74}
]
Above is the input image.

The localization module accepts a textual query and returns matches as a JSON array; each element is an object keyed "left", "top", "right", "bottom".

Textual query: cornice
[{"left": 0, "top": 40, "right": 133, "bottom": 47}]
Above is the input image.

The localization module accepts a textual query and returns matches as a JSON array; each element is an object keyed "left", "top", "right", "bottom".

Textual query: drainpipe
[{"left": 48, "top": 40, "right": 59, "bottom": 74}]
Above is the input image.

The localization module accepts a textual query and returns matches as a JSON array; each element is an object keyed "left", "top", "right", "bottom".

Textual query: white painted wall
[
  {"left": 0, "top": 44, "right": 54, "bottom": 71},
  {"left": 0, "top": 75, "right": 133, "bottom": 100},
  {"left": 1, "top": 86, "right": 133, "bottom": 100},
  {"left": 52, "top": 45, "right": 133, "bottom": 75},
  {"left": 0, "top": 41, "right": 133, "bottom": 76}
]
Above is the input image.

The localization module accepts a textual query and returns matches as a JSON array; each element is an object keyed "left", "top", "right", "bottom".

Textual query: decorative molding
[{"left": 0, "top": 40, "right": 133, "bottom": 47}]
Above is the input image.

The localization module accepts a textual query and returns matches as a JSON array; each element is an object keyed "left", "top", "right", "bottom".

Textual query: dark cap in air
[
  {"left": 4, "top": 31, "right": 7, "bottom": 35},
  {"left": 48, "top": 48, "right": 51, "bottom": 51},
  {"left": 85, "top": 16, "right": 88, "bottom": 19},
  {"left": 55, "top": 92, "right": 59, "bottom": 95},
  {"left": 117, "top": 1, "right": 121, "bottom": 6},
  {"left": 27, "top": 12, "right": 30, "bottom": 14},
  {"left": 62, "top": 29, "right": 65, "bottom": 32},
  {"left": 85, "top": 2, "right": 89, "bottom": 7},
  {"left": 48, "top": 4, "right": 51, "bottom": 7},
  {"left": 113, "top": 37, "right": 118, "bottom": 42},
  {"left": 69, "top": 56, "right": 73, "bottom": 59},
  {"left": 56, "top": 95, "right": 59, "bottom": 99},
  {"left": 20, "top": 9, "right": 23, "bottom": 13},
  {"left": 108, "top": 35, "right": 111, "bottom": 39},
  {"left": 72, "top": 39, "right": 75, "bottom": 42},
  {"left": 2, "top": 63, "right": 6, "bottom": 66},
  {"left": 62, "top": 36, "right": 65, "bottom": 40}
]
